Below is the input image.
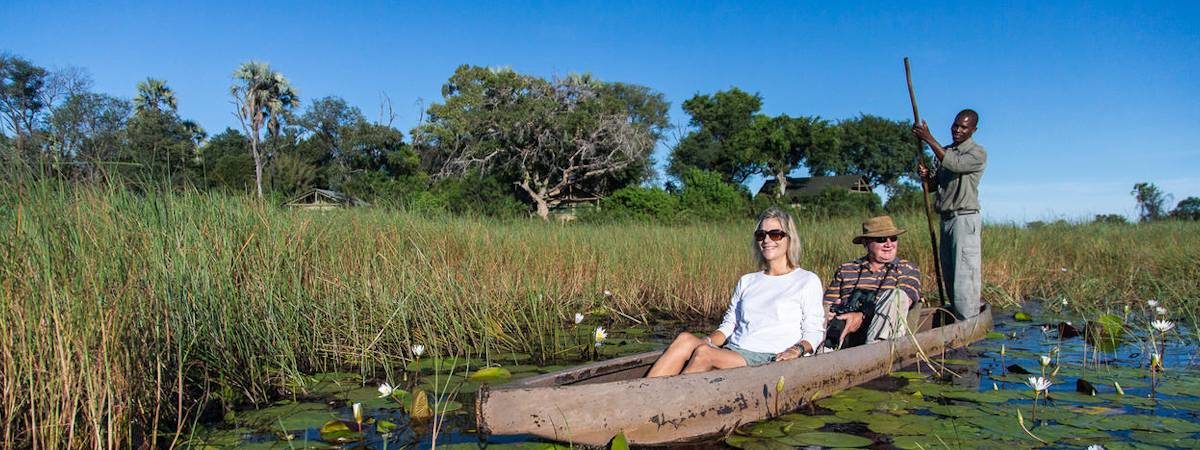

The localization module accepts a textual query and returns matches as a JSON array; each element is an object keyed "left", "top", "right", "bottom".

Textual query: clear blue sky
[{"left": 5, "top": 0, "right": 1198, "bottom": 222}]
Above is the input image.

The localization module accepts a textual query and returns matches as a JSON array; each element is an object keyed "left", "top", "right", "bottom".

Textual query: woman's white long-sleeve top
[{"left": 716, "top": 268, "right": 826, "bottom": 354}]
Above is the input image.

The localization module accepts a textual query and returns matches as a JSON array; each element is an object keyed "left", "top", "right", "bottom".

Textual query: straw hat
[{"left": 852, "top": 215, "right": 907, "bottom": 244}]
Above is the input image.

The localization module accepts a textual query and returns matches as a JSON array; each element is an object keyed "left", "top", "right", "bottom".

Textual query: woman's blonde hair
[{"left": 752, "top": 206, "right": 803, "bottom": 270}]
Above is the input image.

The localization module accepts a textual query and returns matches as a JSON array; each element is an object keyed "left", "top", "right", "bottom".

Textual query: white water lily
[
  {"left": 1151, "top": 320, "right": 1175, "bottom": 333},
  {"left": 593, "top": 326, "right": 608, "bottom": 347},
  {"left": 574, "top": 312, "right": 585, "bottom": 324},
  {"left": 378, "top": 382, "right": 395, "bottom": 398},
  {"left": 1147, "top": 299, "right": 1159, "bottom": 307},
  {"left": 1155, "top": 306, "right": 1168, "bottom": 315},
  {"left": 1039, "top": 355, "right": 1051, "bottom": 367},
  {"left": 992, "top": 382, "right": 999, "bottom": 391},
  {"left": 1061, "top": 298, "right": 1068, "bottom": 305},
  {"left": 352, "top": 402, "right": 364, "bottom": 424},
  {"left": 1027, "top": 376, "right": 1052, "bottom": 392},
  {"left": 411, "top": 345, "right": 425, "bottom": 357},
  {"left": 1087, "top": 445, "right": 1105, "bottom": 450},
  {"left": 1000, "top": 344, "right": 1006, "bottom": 356},
  {"left": 1114, "top": 381, "right": 1125, "bottom": 396}
]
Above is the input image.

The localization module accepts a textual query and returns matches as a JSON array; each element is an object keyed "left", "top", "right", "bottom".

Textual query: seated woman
[{"left": 647, "top": 207, "right": 825, "bottom": 377}]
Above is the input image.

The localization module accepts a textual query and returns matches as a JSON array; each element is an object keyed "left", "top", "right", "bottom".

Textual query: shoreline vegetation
[{"left": 2, "top": 181, "right": 1197, "bottom": 448}]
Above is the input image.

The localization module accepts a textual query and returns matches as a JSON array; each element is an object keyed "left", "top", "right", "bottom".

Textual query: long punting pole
[{"left": 904, "top": 57, "right": 948, "bottom": 307}]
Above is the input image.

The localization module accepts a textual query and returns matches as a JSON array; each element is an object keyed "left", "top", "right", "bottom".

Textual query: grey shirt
[{"left": 933, "top": 138, "right": 987, "bottom": 213}]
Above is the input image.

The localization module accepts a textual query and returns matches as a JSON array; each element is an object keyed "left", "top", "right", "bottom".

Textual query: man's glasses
[
  {"left": 754, "top": 229, "right": 788, "bottom": 242},
  {"left": 869, "top": 236, "right": 899, "bottom": 244}
]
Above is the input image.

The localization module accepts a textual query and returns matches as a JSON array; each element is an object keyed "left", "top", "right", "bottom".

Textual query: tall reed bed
[{"left": 1, "top": 181, "right": 1196, "bottom": 448}]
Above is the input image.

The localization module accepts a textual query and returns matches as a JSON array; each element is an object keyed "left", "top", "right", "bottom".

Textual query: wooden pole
[{"left": 904, "top": 57, "right": 948, "bottom": 307}]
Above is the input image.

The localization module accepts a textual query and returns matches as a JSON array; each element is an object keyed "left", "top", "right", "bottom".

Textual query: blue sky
[{"left": 4, "top": 1, "right": 1197, "bottom": 222}]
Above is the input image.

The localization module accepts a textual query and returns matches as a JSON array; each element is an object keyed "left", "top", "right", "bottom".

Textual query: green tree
[
  {"left": 46, "top": 92, "right": 130, "bottom": 169},
  {"left": 197, "top": 128, "right": 253, "bottom": 191},
  {"left": 0, "top": 54, "right": 49, "bottom": 156},
  {"left": 1093, "top": 214, "right": 1128, "bottom": 224},
  {"left": 678, "top": 168, "right": 750, "bottom": 221},
  {"left": 737, "top": 114, "right": 836, "bottom": 198},
  {"left": 668, "top": 87, "right": 762, "bottom": 183},
  {"left": 133, "top": 78, "right": 177, "bottom": 113},
  {"left": 884, "top": 182, "right": 925, "bottom": 213},
  {"left": 1131, "top": 182, "right": 1171, "bottom": 222},
  {"left": 1172, "top": 196, "right": 1200, "bottom": 220},
  {"left": 414, "top": 66, "right": 666, "bottom": 219},
  {"left": 231, "top": 61, "right": 300, "bottom": 198},
  {"left": 833, "top": 114, "right": 919, "bottom": 191}
]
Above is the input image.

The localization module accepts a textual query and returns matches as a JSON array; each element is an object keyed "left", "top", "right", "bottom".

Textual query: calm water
[{"left": 188, "top": 308, "right": 1199, "bottom": 449}]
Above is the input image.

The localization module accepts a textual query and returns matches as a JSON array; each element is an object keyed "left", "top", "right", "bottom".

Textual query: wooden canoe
[{"left": 475, "top": 305, "right": 993, "bottom": 446}]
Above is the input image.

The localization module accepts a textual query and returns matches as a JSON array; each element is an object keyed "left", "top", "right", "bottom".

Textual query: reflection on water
[{"left": 186, "top": 311, "right": 1198, "bottom": 449}]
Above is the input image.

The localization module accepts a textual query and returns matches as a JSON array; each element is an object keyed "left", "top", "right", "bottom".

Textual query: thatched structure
[{"left": 284, "top": 189, "right": 369, "bottom": 210}]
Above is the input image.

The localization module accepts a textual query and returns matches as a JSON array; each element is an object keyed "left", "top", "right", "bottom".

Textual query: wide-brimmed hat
[{"left": 852, "top": 215, "right": 907, "bottom": 244}]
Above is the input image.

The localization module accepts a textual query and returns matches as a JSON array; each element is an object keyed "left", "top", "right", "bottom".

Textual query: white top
[{"left": 717, "top": 268, "right": 826, "bottom": 354}]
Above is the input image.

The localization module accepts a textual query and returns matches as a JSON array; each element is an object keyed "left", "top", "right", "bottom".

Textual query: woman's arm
[{"left": 704, "top": 330, "right": 728, "bottom": 348}]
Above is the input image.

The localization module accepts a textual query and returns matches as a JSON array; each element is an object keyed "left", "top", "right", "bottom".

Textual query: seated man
[{"left": 822, "top": 215, "right": 922, "bottom": 350}]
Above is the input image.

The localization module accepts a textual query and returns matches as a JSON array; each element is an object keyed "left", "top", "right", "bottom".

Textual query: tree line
[{"left": 2, "top": 53, "right": 941, "bottom": 220}]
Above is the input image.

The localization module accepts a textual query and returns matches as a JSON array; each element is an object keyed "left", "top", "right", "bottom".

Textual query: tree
[
  {"left": 833, "top": 114, "right": 919, "bottom": 191},
  {"left": 736, "top": 114, "right": 836, "bottom": 198},
  {"left": 668, "top": 87, "right": 762, "bottom": 183},
  {"left": 46, "top": 92, "right": 131, "bottom": 175},
  {"left": 1131, "top": 182, "right": 1171, "bottom": 222},
  {"left": 231, "top": 61, "right": 299, "bottom": 198},
  {"left": 133, "top": 78, "right": 177, "bottom": 113},
  {"left": 1172, "top": 196, "right": 1200, "bottom": 220},
  {"left": 197, "top": 128, "right": 253, "bottom": 191},
  {"left": 0, "top": 54, "right": 49, "bottom": 155},
  {"left": 414, "top": 66, "right": 667, "bottom": 220}
]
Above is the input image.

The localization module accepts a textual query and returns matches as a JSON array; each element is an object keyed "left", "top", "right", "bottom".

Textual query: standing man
[{"left": 913, "top": 109, "right": 987, "bottom": 319}]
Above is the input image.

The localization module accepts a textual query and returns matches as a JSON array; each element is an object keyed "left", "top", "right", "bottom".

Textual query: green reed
[{"left": 1, "top": 181, "right": 1197, "bottom": 448}]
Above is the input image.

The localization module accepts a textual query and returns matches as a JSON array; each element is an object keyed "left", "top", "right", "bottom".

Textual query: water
[{"left": 186, "top": 311, "right": 1199, "bottom": 449}]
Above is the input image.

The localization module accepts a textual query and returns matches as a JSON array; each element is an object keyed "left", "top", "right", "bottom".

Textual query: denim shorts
[{"left": 726, "top": 343, "right": 776, "bottom": 367}]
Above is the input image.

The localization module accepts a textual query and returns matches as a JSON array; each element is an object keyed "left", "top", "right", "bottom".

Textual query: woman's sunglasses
[
  {"left": 868, "top": 236, "right": 899, "bottom": 244},
  {"left": 754, "top": 229, "right": 788, "bottom": 242}
]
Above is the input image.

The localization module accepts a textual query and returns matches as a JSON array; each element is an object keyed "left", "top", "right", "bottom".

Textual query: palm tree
[
  {"left": 133, "top": 78, "right": 177, "bottom": 113},
  {"left": 231, "top": 61, "right": 299, "bottom": 198}
]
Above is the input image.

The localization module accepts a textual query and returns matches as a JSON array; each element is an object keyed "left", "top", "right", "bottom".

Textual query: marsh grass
[{"left": 2, "top": 180, "right": 1197, "bottom": 448}]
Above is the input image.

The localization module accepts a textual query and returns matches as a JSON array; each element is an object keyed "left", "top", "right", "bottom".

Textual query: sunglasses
[
  {"left": 868, "top": 236, "right": 899, "bottom": 244},
  {"left": 754, "top": 229, "right": 788, "bottom": 242}
]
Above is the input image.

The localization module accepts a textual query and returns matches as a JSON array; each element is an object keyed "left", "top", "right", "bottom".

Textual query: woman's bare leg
[
  {"left": 681, "top": 345, "right": 747, "bottom": 374},
  {"left": 647, "top": 332, "right": 704, "bottom": 377}
]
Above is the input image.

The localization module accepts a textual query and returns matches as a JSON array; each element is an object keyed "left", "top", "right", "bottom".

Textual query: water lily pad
[
  {"left": 318, "top": 419, "right": 359, "bottom": 443},
  {"left": 774, "top": 413, "right": 835, "bottom": 430},
  {"left": 866, "top": 413, "right": 937, "bottom": 435},
  {"left": 725, "top": 435, "right": 792, "bottom": 449},
  {"left": 304, "top": 372, "right": 363, "bottom": 396},
  {"left": 469, "top": 366, "right": 513, "bottom": 382},
  {"left": 431, "top": 399, "right": 464, "bottom": 413},
  {"left": 986, "top": 331, "right": 1007, "bottom": 340},
  {"left": 1013, "top": 311, "right": 1032, "bottom": 321},
  {"left": 745, "top": 422, "right": 786, "bottom": 437},
  {"left": 775, "top": 431, "right": 872, "bottom": 448},
  {"left": 925, "top": 403, "right": 990, "bottom": 418},
  {"left": 238, "top": 401, "right": 333, "bottom": 430},
  {"left": 1129, "top": 430, "right": 1200, "bottom": 447}
]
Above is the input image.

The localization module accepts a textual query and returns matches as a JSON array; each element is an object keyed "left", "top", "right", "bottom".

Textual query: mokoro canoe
[{"left": 476, "top": 305, "right": 993, "bottom": 446}]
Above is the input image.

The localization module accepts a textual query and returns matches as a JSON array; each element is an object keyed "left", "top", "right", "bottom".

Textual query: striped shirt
[{"left": 823, "top": 257, "right": 922, "bottom": 312}]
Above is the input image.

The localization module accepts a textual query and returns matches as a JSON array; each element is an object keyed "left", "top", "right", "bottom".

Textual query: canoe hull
[{"left": 477, "top": 306, "right": 992, "bottom": 446}]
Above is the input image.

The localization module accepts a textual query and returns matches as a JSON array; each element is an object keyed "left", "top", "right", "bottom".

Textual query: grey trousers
[{"left": 941, "top": 212, "right": 983, "bottom": 318}]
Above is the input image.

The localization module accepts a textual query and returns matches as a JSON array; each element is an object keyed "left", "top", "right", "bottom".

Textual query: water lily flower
[
  {"left": 1000, "top": 344, "right": 1006, "bottom": 356},
  {"left": 1151, "top": 320, "right": 1175, "bottom": 333},
  {"left": 993, "top": 382, "right": 999, "bottom": 391},
  {"left": 1061, "top": 298, "right": 1068, "bottom": 305},
  {"left": 378, "top": 382, "right": 395, "bottom": 398},
  {"left": 776, "top": 376, "right": 785, "bottom": 394},
  {"left": 1147, "top": 299, "right": 1159, "bottom": 307},
  {"left": 1155, "top": 306, "right": 1168, "bottom": 315},
  {"left": 1114, "top": 381, "right": 1125, "bottom": 396},
  {"left": 573, "top": 313, "right": 584, "bottom": 324},
  {"left": 1027, "top": 376, "right": 1052, "bottom": 393},
  {"left": 593, "top": 326, "right": 607, "bottom": 347},
  {"left": 1039, "top": 355, "right": 1051, "bottom": 367},
  {"left": 1087, "top": 445, "right": 1105, "bottom": 450},
  {"left": 353, "top": 402, "right": 364, "bottom": 424},
  {"left": 411, "top": 345, "right": 425, "bottom": 357}
]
